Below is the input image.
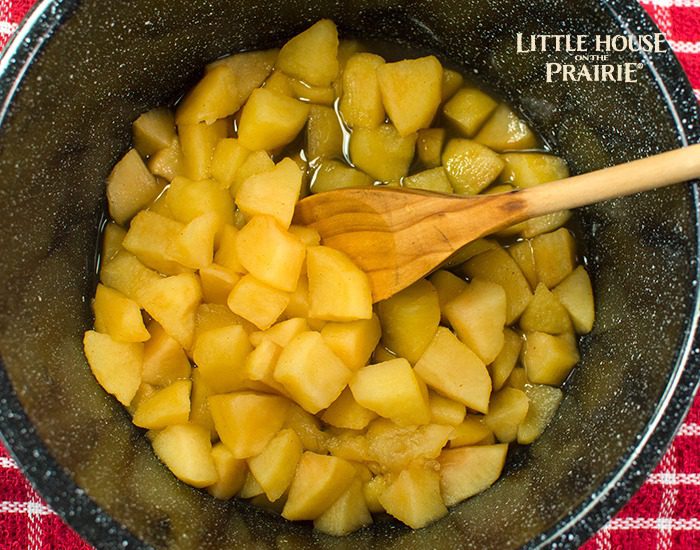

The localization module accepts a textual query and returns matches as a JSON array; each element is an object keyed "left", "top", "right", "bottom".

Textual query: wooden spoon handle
[{"left": 519, "top": 143, "right": 700, "bottom": 218}]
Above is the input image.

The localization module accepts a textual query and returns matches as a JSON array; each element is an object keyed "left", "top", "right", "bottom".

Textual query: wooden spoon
[{"left": 294, "top": 144, "right": 700, "bottom": 302}]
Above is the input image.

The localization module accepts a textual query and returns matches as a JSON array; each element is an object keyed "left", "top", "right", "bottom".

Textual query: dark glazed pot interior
[{"left": 0, "top": 0, "right": 699, "bottom": 548}]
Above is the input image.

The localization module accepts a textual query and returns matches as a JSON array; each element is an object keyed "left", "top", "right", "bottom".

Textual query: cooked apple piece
[
  {"left": 83, "top": 330, "right": 142, "bottom": 406},
  {"left": 289, "top": 79, "right": 335, "bottom": 105},
  {"left": 339, "top": 52, "right": 385, "bottom": 129},
  {"left": 444, "top": 278, "right": 506, "bottom": 364},
  {"left": 532, "top": 228, "right": 577, "bottom": 289},
  {"left": 377, "top": 56, "right": 442, "bottom": 137},
  {"left": 288, "top": 225, "right": 321, "bottom": 247},
  {"left": 519, "top": 211, "right": 573, "bottom": 239},
  {"left": 365, "top": 420, "right": 450, "bottom": 472},
  {"left": 441, "top": 69, "right": 464, "bottom": 101},
  {"left": 474, "top": 104, "right": 538, "bottom": 152},
  {"left": 229, "top": 150, "right": 274, "bottom": 198},
  {"left": 169, "top": 212, "right": 221, "bottom": 270},
  {"left": 244, "top": 338, "right": 287, "bottom": 394},
  {"left": 121, "top": 210, "right": 186, "bottom": 275},
  {"left": 320, "top": 315, "right": 381, "bottom": 371},
  {"left": 263, "top": 69, "right": 295, "bottom": 96},
  {"left": 235, "top": 215, "right": 305, "bottom": 292},
  {"left": 306, "top": 105, "right": 344, "bottom": 161},
  {"left": 192, "top": 324, "right": 251, "bottom": 393},
  {"left": 507, "top": 240, "right": 538, "bottom": 290},
  {"left": 283, "top": 452, "right": 356, "bottom": 520},
  {"left": 443, "top": 88, "right": 498, "bottom": 137},
  {"left": 429, "top": 269, "right": 468, "bottom": 322},
  {"left": 207, "top": 48, "right": 278, "bottom": 106},
  {"left": 152, "top": 423, "right": 218, "bottom": 488},
  {"left": 209, "top": 391, "right": 290, "bottom": 458},
  {"left": 414, "top": 327, "right": 491, "bottom": 413},
  {"left": 93, "top": 284, "right": 149, "bottom": 343},
  {"left": 178, "top": 119, "right": 228, "bottom": 180},
  {"left": 322, "top": 387, "right": 377, "bottom": 430},
  {"left": 506, "top": 366, "right": 528, "bottom": 390},
  {"left": 415, "top": 128, "right": 445, "bottom": 169},
  {"left": 307, "top": 245, "right": 373, "bottom": 321},
  {"left": 199, "top": 264, "right": 240, "bottom": 305},
  {"left": 239, "top": 471, "right": 265, "bottom": 498},
  {"left": 349, "top": 124, "right": 417, "bottom": 181},
  {"left": 148, "top": 137, "right": 185, "bottom": 182},
  {"left": 517, "top": 384, "right": 563, "bottom": 444},
  {"left": 314, "top": 478, "right": 372, "bottom": 536},
  {"left": 238, "top": 88, "right": 310, "bottom": 151},
  {"left": 379, "top": 466, "right": 446, "bottom": 529},
  {"left": 189, "top": 369, "right": 216, "bottom": 437},
  {"left": 250, "top": 318, "right": 308, "bottom": 348},
  {"left": 227, "top": 274, "right": 289, "bottom": 330},
  {"left": 442, "top": 138, "right": 504, "bottom": 195},
  {"left": 132, "top": 379, "right": 191, "bottom": 430},
  {"left": 210, "top": 138, "right": 250, "bottom": 190},
  {"left": 276, "top": 19, "right": 339, "bottom": 87},
  {"left": 553, "top": 266, "right": 595, "bottom": 334},
  {"left": 100, "top": 222, "right": 126, "bottom": 266},
  {"left": 311, "top": 161, "right": 373, "bottom": 193},
  {"left": 235, "top": 157, "right": 303, "bottom": 228},
  {"left": 522, "top": 331, "right": 579, "bottom": 386},
  {"left": 176, "top": 65, "right": 239, "bottom": 125},
  {"left": 376, "top": 279, "right": 440, "bottom": 363},
  {"left": 139, "top": 273, "right": 201, "bottom": 350},
  {"left": 274, "top": 331, "right": 352, "bottom": 414},
  {"left": 349, "top": 358, "right": 430, "bottom": 426},
  {"left": 448, "top": 416, "right": 492, "bottom": 447},
  {"left": 500, "top": 153, "right": 569, "bottom": 188},
  {"left": 483, "top": 387, "right": 529, "bottom": 442},
  {"left": 107, "top": 149, "right": 165, "bottom": 225},
  {"left": 248, "top": 428, "right": 303, "bottom": 502},
  {"left": 193, "top": 302, "right": 251, "bottom": 342},
  {"left": 281, "top": 404, "right": 328, "bottom": 454},
  {"left": 99, "top": 251, "right": 160, "bottom": 305},
  {"left": 132, "top": 107, "right": 175, "bottom": 157},
  {"left": 489, "top": 328, "right": 522, "bottom": 391},
  {"left": 519, "top": 283, "right": 572, "bottom": 334},
  {"left": 207, "top": 442, "right": 248, "bottom": 500},
  {"left": 429, "top": 392, "right": 466, "bottom": 426},
  {"left": 444, "top": 237, "right": 498, "bottom": 267},
  {"left": 213, "top": 224, "right": 245, "bottom": 274},
  {"left": 165, "top": 176, "right": 234, "bottom": 226},
  {"left": 439, "top": 444, "right": 508, "bottom": 506},
  {"left": 462, "top": 246, "right": 533, "bottom": 324},
  {"left": 141, "top": 321, "right": 191, "bottom": 386},
  {"left": 403, "top": 167, "right": 453, "bottom": 193}
]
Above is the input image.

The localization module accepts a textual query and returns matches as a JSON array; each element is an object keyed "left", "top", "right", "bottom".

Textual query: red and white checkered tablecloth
[{"left": 0, "top": 1, "right": 699, "bottom": 549}]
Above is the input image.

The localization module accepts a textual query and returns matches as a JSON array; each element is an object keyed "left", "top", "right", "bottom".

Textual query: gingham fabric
[{"left": 0, "top": 1, "right": 699, "bottom": 549}]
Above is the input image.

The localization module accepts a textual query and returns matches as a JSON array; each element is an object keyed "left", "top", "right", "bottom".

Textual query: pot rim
[{"left": 0, "top": 1, "right": 698, "bottom": 549}]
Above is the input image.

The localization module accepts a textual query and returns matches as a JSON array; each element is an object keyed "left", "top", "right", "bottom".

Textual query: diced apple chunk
[
  {"left": 148, "top": 137, "right": 185, "bottom": 182},
  {"left": 439, "top": 444, "right": 508, "bottom": 506},
  {"left": 169, "top": 212, "right": 221, "bottom": 270},
  {"left": 403, "top": 167, "right": 453, "bottom": 193},
  {"left": 192, "top": 324, "right": 251, "bottom": 393},
  {"left": 107, "top": 149, "right": 164, "bottom": 225},
  {"left": 311, "top": 161, "right": 373, "bottom": 193},
  {"left": 227, "top": 274, "right": 289, "bottom": 330},
  {"left": 235, "top": 157, "right": 303, "bottom": 228},
  {"left": 248, "top": 428, "right": 303, "bottom": 502},
  {"left": 99, "top": 251, "right": 160, "bottom": 306},
  {"left": 442, "top": 138, "right": 504, "bottom": 195},
  {"left": 83, "top": 330, "right": 142, "bottom": 406},
  {"left": 322, "top": 387, "right": 377, "bottom": 430},
  {"left": 483, "top": 387, "right": 529, "bottom": 442},
  {"left": 378, "top": 466, "right": 447, "bottom": 529},
  {"left": 179, "top": 119, "right": 228, "bottom": 180},
  {"left": 553, "top": 266, "right": 595, "bottom": 334},
  {"left": 377, "top": 56, "right": 443, "bottom": 137},
  {"left": 141, "top": 321, "right": 191, "bottom": 386},
  {"left": 443, "top": 88, "right": 498, "bottom": 137},
  {"left": 444, "top": 278, "right": 506, "bottom": 364},
  {"left": 522, "top": 331, "right": 580, "bottom": 386},
  {"left": 235, "top": 215, "right": 304, "bottom": 291},
  {"left": 274, "top": 331, "right": 352, "bottom": 414},
  {"left": 93, "top": 284, "right": 149, "bottom": 342},
  {"left": 475, "top": 104, "right": 538, "bottom": 152},
  {"left": 121, "top": 210, "right": 186, "bottom": 275},
  {"left": 416, "top": 128, "right": 445, "bottom": 169},
  {"left": 132, "top": 107, "right": 175, "bottom": 157},
  {"left": 340, "top": 53, "right": 386, "bottom": 129},
  {"left": 139, "top": 273, "right": 202, "bottom": 350},
  {"left": 207, "top": 442, "right": 248, "bottom": 500},
  {"left": 209, "top": 391, "right": 290, "bottom": 458},
  {"left": 349, "top": 124, "right": 417, "bottom": 181},
  {"left": 314, "top": 478, "right": 373, "bottom": 536},
  {"left": 507, "top": 240, "right": 538, "bottom": 289},
  {"left": 489, "top": 328, "right": 522, "bottom": 391},
  {"left": 448, "top": 416, "right": 492, "bottom": 447},
  {"left": 151, "top": 423, "right": 218, "bottom": 488},
  {"left": 520, "top": 283, "right": 572, "bottom": 334},
  {"left": 320, "top": 315, "right": 381, "bottom": 371},
  {"left": 307, "top": 246, "right": 373, "bottom": 321},
  {"left": 349, "top": 358, "right": 430, "bottom": 426},
  {"left": 365, "top": 420, "right": 451, "bottom": 472},
  {"left": 306, "top": 105, "right": 344, "bottom": 161},
  {"left": 207, "top": 48, "right": 278, "bottom": 107},
  {"left": 176, "top": 65, "right": 239, "bottom": 125},
  {"left": 132, "top": 379, "right": 191, "bottom": 430},
  {"left": 500, "top": 153, "right": 569, "bottom": 188},
  {"left": 429, "top": 392, "right": 467, "bottom": 426},
  {"left": 199, "top": 264, "right": 240, "bottom": 305},
  {"left": 165, "top": 176, "right": 235, "bottom": 226},
  {"left": 517, "top": 384, "right": 563, "bottom": 444},
  {"left": 211, "top": 138, "right": 250, "bottom": 190},
  {"left": 276, "top": 19, "right": 338, "bottom": 86},
  {"left": 376, "top": 279, "right": 440, "bottom": 363},
  {"left": 238, "top": 88, "right": 310, "bottom": 151},
  {"left": 532, "top": 228, "right": 577, "bottom": 289},
  {"left": 414, "top": 327, "right": 492, "bottom": 414},
  {"left": 282, "top": 452, "right": 356, "bottom": 520}
]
